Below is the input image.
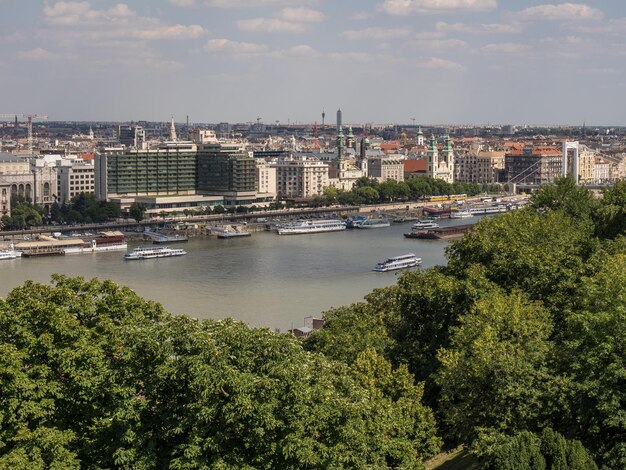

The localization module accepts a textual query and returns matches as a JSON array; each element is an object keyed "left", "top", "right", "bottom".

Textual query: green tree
[
  {"left": 530, "top": 176, "right": 598, "bottom": 221},
  {"left": 595, "top": 179, "right": 626, "bottom": 239},
  {"left": 436, "top": 290, "right": 564, "bottom": 442},
  {"left": 0, "top": 276, "right": 441, "bottom": 469},
  {"left": 129, "top": 202, "right": 146, "bottom": 222}
]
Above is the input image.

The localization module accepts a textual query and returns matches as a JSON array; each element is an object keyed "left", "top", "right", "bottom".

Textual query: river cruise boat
[
  {"left": 373, "top": 253, "right": 422, "bottom": 272},
  {"left": 355, "top": 217, "right": 390, "bottom": 229},
  {"left": 277, "top": 219, "right": 347, "bottom": 235},
  {"left": 412, "top": 220, "right": 440, "bottom": 230},
  {"left": 0, "top": 249, "right": 20, "bottom": 260},
  {"left": 450, "top": 210, "right": 473, "bottom": 219},
  {"left": 124, "top": 246, "right": 187, "bottom": 260}
]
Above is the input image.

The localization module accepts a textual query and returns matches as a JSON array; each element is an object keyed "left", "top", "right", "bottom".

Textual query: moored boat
[
  {"left": 373, "top": 253, "right": 421, "bottom": 272},
  {"left": 277, "top": 219, "right": 347, "bottom": 235},
  {"left": 412, "top": 220, "right": 440, "bottom": 230},
  {"left": 450, "top": 210, "right": 472, "bottom": 219},
  {"left": 355, "top": 217, "right": 390, "bottom": 229},
  {"left": 124, "top": 246, "right": 187, "bottom": 260}
]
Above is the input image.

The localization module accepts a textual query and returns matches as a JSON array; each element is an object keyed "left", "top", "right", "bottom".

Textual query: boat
[
  {"left": 143, "top": 230, "right": 188, "bottom": 244},
  {"left": 0, "top": 249, "right": 20, "bottom": 260},
  {"left": 346, "top": 215, "right": 367, "bottom": 228},
  {"left": 412, "top": 220, "right": 440, "bottom": 230},
  {"left": 450, "top": 210, "right": 473, "bottom": 219},
  {"left": 63, "top": 231, "right": 128, "bottom": 254},
  {"left": 373, "top": 253, "right": 422, "bottom": 272},
  {"left": 404, "top": 224, "right": 474, "bottom": 240},
  {"left": 21, "top": 247, "right": 65, "bottom": 257},
  {"left": 277, "top": 219, "right": 347, "bottom": 235},
  {"left": 213, "top": 227, "right": 251, "bottom": 239},
  {"left": 124, "top": 246, "right": 187, "bottom": 260},
  {"left": 392, "top": 216, "right": 419, "bottom": 223},
  {"left": 355, "top": 217, "right": 390, "bottom": 229}
]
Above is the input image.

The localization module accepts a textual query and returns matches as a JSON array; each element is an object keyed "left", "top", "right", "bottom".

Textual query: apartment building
[{"left": 273, "top": 155, "right": 329, "bottom": 198}]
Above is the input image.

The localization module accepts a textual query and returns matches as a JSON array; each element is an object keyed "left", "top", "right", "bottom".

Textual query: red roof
[{"left": 404, "top": 159, "right": 427, "bottom": 173}]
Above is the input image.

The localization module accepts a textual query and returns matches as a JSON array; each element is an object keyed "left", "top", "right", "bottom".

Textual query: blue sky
[{"left": 0, "top": 1, "right": 624, "bottom": 125}]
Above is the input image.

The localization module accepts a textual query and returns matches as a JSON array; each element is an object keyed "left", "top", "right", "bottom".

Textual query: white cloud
[
  {"left": 380, "top": 0, "right": 497, "bottom": 15},
  {"left": 134, "top": 24, "right": 206, "bottom": 40},
  {"left": 413, "top": 38, "right": 467, "bottom": 50},
  {"left": 169, "top": 0, "right": 196, "bottom": 6},
  {"left": 236, "top": 18, "right": 306, "bottom": 33},
  {"left": 514, "top": 3, "right": 603, "bottom": 22},
  {"left": 436, "top": 21, "right": 522, "bottom": 34},
  {"left": 477, "top": 42, "right": 533, "bottom": 56},
  {"left": 202, "top": 0, "right": 313, "bottom": 7},
  {"left": 16, "top": 47, "right": 55, "bottom": 61},
  {"left": 269, "top": 44, "right": 319, "bottom": 58},
  {"left": 204, "top": 38, "right": 268, "bottom": 55},
  {"left": 419, "top": 57, "right": 466, "bottom": 70},
  {"left": 277, "top": 7, "right": 323, "bottom": 23},
  {"left": 340, "top": 27, "right": 412, "bottom": 41}
]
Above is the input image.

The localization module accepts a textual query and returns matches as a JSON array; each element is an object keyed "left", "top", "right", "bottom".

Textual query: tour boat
[
  {"left": 0, "top": 249, "right": 20, "bottom": 260},
  {"left": 277, "top": 219, "right": 347, "bottom": 235},
  {"left": 124, "top": 246, "right": 187, "bottom": 260},
  {"left": 373, "top": 253, "right": 422, "bottom": 272},
  {"left": 411, "top": 220, "right": 440, "bottom": 230},
  {"left": 355, "top": 217, "right": 390, "bottom": 229},
  {"left": 450, "top": 210, "right": 473, "bottom": 219}
]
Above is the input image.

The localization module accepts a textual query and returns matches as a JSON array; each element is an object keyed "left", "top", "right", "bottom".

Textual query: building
[
  {"left": 0, "top": 153, "right": 57, "bottom": 209},
  {"left": 594, "top": 157, "right": 610, "bottom": 183},
  {"left": 196, "top": 142, "right": 257, "bottom": 205},
  {"left": 578, "top": 145, "right": 596, "bottom": 184},
  {"left": 117, "top": 125, "right": 146, "bottom": 150},
  {"left": 368, "top": 155, "right": 405, "bottom": 182},
  {"left": 255, "top": 159, "right": 277, "bottom": 197},
  {"left": 56, "top": 161, "right": 95, "bottom": 204},
  {"left": 455, "top": 150, "right": 505, "bottom": 184},
  {"left": 426, "top": 135, "right": 455, "bottom": 183},
  {"left": 505, "top": 147, "right": 562, "bottom": 185},
  {"left": 97, "top": 141, "right": 198, "bottom": 198},
  {"left": 273, "top": 155, "right": 329, "bottom": 198}
]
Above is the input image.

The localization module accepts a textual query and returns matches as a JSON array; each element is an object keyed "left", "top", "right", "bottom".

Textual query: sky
[{"left": 0, "top": 0, "right": 624, "bottom": 125}]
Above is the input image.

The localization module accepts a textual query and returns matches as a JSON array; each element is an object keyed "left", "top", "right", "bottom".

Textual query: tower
[
  {"left": 169, "top": 116, "right": 177, "bottom": 141},
  {"left": 336, "top": 109, "right": 342, "bottom": 133},
  {"left": 322, "top": 109, "right": 325, "bottom": 127},
  {"left": 346, "top": 126, "right": 355, "bottom": 149},
  {"left": 427, "top": 135, "right": 438, "bottom": 177},
  {"left": 442, "top": 135, "right": 455, "bottom": 182},
  {"left": 417, "top": 126, "right": 424, "bottom": 146},
  {"left": 337, "top": 126, "right": 344, "bottom": 162}
]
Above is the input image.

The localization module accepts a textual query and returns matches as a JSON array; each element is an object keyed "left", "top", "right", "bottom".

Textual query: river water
[{"left": 0, "top": 220, "right": 466, "bottom": 331}]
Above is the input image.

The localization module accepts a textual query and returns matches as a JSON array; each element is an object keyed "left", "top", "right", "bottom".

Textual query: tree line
[{"left": 313, "top": 176, "right": 502, "bottom": 207}]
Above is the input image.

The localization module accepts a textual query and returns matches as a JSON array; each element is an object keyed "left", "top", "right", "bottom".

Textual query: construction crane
[{"left": 0, "top": 113, "right": 48, "bottom": 156}]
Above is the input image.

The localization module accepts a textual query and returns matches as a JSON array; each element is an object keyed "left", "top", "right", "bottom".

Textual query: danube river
[{"left": 0, "top": 221, "right": 465, "bottom": 331}]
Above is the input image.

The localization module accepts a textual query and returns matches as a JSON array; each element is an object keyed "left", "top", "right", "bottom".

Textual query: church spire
[{"left": 169, "top": 116, "right": 177, "bottom": 141}]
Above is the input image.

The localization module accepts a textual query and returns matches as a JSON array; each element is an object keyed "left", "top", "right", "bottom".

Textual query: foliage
[
  {"left": 0, "top": 276, "right": 440, "bottom": 469},
  {"left": 445, "top": 209, "right": 596, "bottom": 317},
  {"left": 436, "top": 291, "right": 564, "bottom": 442},
  {"left": 530, "top": 176, "right": 598, "bottom": 221},
  {"left": 1, "top": 195, "right": 43, "bottom": 229},
  {"left": 128, "top": 202, "right": 146, "bottom": 222},
  {"left": 50, "top": 193, "right": 121, "bottom": 225},
  {"left": 594, "top": 179, "right": 626, "bottom": 239},
  {"left": 560, "top": 252, "right": 626, "bottom": 467},
  {"left": 480, "top": 428, "right": 597, "bottom": 470}
]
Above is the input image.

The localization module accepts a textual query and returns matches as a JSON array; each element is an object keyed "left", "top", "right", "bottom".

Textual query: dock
[{"left": 143, "top": 230, "right": 188, "bottom": 244}]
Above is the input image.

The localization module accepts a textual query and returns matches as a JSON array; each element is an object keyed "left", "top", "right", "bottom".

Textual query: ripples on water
[{"left": 0, "top": 222, "right": 458, "bottom": 331}]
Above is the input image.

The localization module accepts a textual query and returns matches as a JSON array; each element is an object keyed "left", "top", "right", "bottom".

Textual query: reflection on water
[{"left": 0, "top": 221, "right": 458, "bottom": 330}]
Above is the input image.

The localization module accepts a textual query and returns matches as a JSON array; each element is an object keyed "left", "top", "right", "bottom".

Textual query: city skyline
[{"left": 0, "top": 1, "right": 625, "bottom": 125}]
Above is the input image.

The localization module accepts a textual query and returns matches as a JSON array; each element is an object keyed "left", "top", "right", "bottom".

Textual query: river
[{"left": 0, "top": 220, "right": 466, "bottom": 331}]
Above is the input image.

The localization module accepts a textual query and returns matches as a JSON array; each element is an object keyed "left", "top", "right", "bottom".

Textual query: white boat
[
  {"left": 373, "top": 253, "right": 422, "bottom": 272},
  {"left": 355, "top": 217, "right": 390, "bottom": 229},
  {"left": 0, "top": 249, "right": 20, "bottom": 260},
  {"left": 412, "top": 220, "right": 440, "bottom": 230},
  {"left": 124, "top": 246, "right": 187, "bottom": 260},
  {"left": 450, "top": 210, "right": 473, "bottom": 219},
  {"left": 212, "top": 227, "right": 251, "bottom": 239},
  {"left": 277, "top": 219, "right": 347, "bottom": 235}
]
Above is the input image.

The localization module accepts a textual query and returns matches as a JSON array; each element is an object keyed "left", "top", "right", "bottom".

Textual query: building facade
[
  {"left": 368, "top": 155, "right": 405, "bottom": 182},
  {"left": 426, "top": 135, "right": 455, "bottom": 183},
  {"left": 273, "top": 155, "right": 329, "bottom": 198},
  {"left": 505, "top": 148, "right": 562, "bottom": 185},
  {"left": 56, "top": 161, "right": 95, "bottom": 204},
  {"left": 455, "top": 150, "right": 505, "bottom": 184}
]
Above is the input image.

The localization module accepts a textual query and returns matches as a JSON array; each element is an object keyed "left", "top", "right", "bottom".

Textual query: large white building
[
  {"left": 273, "top": 155, "right": 329, "bottom": 198},
  {"left": 0, "top": 153, "right": 58, "bottom": 209},
  {"left": 255, "top": 158, "right": 277, "bottom": 198}
]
